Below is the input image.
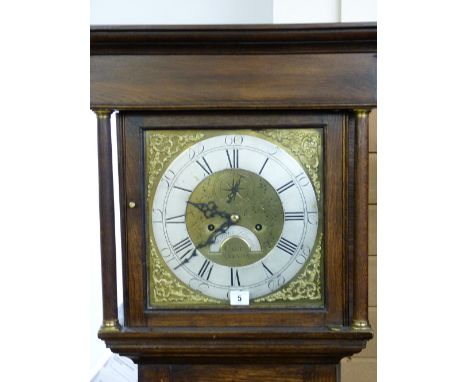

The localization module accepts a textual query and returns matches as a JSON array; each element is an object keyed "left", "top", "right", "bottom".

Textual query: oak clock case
[
  {"left": 147, "top": 129, "right": 323, "bottom": 308},
  {"left": 92, "top": 23, "right": 375, "bottom": 382}
]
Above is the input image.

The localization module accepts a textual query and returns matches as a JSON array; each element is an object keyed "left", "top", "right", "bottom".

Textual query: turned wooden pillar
[
  {"left": 95, "top": 109, "right": 120, "bottom": 332},
  {"left": 352, "top": 109, "right": 371, "bottom": 330}
]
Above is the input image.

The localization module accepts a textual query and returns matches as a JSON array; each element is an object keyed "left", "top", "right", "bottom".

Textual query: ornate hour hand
[{"left": 187, "top": 200, "right": 231, "bottom": 220}]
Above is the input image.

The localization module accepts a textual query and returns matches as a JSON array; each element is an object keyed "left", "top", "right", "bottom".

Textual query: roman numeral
[
  {"left": 198, "top": 259, "right": 213, "bottom": 281},
  {"left": 262, "top": 262, "right": 274, "bottom": 277},
  {"left": 226, "top": 149, "right": 239, "bottom": 168},
  {"left": 258, "top": 157, "right": 269, "bottom": 175},
  {"left": 284, "top": 211, "right": 305, "bottom": 221},
  {"left": 196, "top": 156, "right": 213, "bottom": 175},
  {"left": 166, "top": 214, "right": 185, "bottom": 224},
  {"left": 179, "top": 249, "right": 193, "bottom": 260},
  {"left": 277, "top": 237, "right": 298, "bottom": 256},
  {"left": 172, "top": 237, "right": 192, "bottom": 254},
  {"left": 230, "top": 268, "right": 241, "bottom": 287},
  {"left": 173, "top": 185, "right": 192, "bottom": 193},
  {"left": 276, "top": 180, "right": 294, "bottom": 194}
]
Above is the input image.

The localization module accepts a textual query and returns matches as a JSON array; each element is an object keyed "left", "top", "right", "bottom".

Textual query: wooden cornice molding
[
  {"left": 99, "top": 326, "right": 373, "bottom": 364},
  {"left": 90, "top": 22, "right": 377, "bottom": 55}
]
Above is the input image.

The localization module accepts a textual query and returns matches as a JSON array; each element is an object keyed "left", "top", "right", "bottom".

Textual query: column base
[
  {"left": 352, "top": 319, "right": 371, "bottom": 331},
  {"left": 99, "top": 319, "right": 121, "bottom": 333}
]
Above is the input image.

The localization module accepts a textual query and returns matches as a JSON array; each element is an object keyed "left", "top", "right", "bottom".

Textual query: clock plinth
[{"left": 91, "top": 23, "right": 376, "bottom": 382}]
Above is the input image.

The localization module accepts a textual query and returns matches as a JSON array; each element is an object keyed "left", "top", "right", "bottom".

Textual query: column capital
[
  {"left": 354, "top": 109, "right": 371, "bottom": 118},
  {"left": 93, "top": 109, "right": 114, "bottom": 119}
]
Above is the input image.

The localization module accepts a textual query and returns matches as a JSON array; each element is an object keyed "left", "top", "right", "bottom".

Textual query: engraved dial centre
[{"left": 186, "top": 169, "right": 284, "bottom": 267}]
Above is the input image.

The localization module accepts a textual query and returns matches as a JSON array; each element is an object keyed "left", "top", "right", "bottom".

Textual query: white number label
[{"left": 229, "top": 290, "right": 250, "bottom": 306}]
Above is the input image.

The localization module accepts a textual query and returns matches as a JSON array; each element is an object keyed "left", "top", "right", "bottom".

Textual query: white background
[
  {"left": 91, "top": 0, "right": 376, "bottom": 24},
  {"left": 1, "top": 1, "right": 468, "bottom": 381}
]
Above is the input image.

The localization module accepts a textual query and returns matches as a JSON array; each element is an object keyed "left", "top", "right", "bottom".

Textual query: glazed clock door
[{"left": 118, "top": 111, "right": 345, "bottom": 328}]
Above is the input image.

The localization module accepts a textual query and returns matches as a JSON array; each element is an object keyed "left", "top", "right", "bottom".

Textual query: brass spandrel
[
  {"left": 149, "top": 233, "right": 220, "bottom": 306},
  {"left": 254, "top": 233, "right": 323, "bottom": 304},
  {"left": 257, "top": 128, "right": 322, "bottom": 202}
]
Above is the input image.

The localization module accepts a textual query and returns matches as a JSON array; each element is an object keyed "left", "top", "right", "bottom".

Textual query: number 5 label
[{"left": 230, "top": 290, "right": 250, "bottom": 306}]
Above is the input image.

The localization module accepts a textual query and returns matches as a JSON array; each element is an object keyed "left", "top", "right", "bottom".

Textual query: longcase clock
[{"left": 91, "top": 23, "right": 377, "bottom": 382}]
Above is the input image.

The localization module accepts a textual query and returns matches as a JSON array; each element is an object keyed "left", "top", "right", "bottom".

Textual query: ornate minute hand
[
  {"left": 200, "top": 219, "right": 232, "bottom": 248},
  {"left": 173, "top": 219, "right": 233, "bottom": 270},
  {"left": 173, "top": 248, "right": 198, "bottom": 270}
]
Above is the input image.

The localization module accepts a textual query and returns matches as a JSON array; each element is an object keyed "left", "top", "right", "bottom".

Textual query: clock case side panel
[
  {"left": 117, "top": 112, "right": 148, "bottom": 326},
  {"left": 345, "top": 114, "right": 356, "bottom": 328},
  {"left": 117, "top": 111, "right": 350, "bottom": 329},
  {"left": 116, "top": 112, "right": 129, "bottom": 326}
]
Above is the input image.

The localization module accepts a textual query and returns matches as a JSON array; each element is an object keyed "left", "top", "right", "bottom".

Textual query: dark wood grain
[
  {"left": 139, "top": 364, "right": 338, "bottom": 382},
  {"left": 95, "top": 110, "right": 119, "bottom": 324},
  {"left": 120, "top": 115, "right": 147, "bottom": 326},
  {"left": 91, "top": 23, "right": 376, "bottom": 55},
  {"left": 102, "top": 332, "right": 370, "bottom": 367},
  {"left": 91, "top": 53, "right": 376, "bottom": 110},
  {"left": 117, "top": 113, "right": 131, "bottom": 326},
  {"left": 99, "top": 326, "right": 373, "bottom": 363},
  {"left": 352, "top": 111, "right": 370, "bottom": 328},
  {"left": 323, "top": 114, "right": 345, "bottom": 326},
  {"left": 345, "top": 114, "right": 356, "bottom": 328}
]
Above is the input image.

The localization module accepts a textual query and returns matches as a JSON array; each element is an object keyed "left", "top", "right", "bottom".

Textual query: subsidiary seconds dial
[{"left": 152, "top": 134, "right": 319, "bottom": 300}]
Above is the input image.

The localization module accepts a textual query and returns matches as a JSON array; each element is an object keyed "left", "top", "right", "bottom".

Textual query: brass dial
[
  {"left": 150, "top": 133, "right": 320, "bottom": 302},
  {"left": 186, "top": 169, "right": 284, "bottom": 267}
]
